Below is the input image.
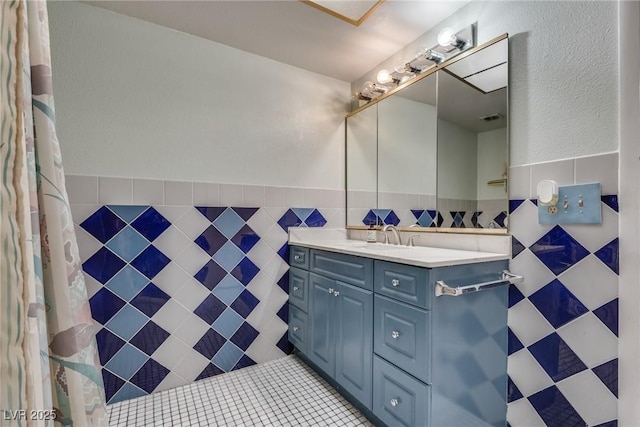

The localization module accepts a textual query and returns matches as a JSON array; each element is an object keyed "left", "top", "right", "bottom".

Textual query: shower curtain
[{"left": 1, "top": 1, "right": 107, "bottom": 426}]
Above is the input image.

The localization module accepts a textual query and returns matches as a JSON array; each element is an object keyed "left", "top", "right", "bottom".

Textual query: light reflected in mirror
[{"left": 437, "top": 38, "right": 508, "bottom": 230}]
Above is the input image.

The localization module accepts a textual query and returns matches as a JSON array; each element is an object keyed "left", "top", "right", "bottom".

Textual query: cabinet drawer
[
  {"left": 289, "top": 267, "right": 309, "bottom": 312},
  {"left": 374, "top": 295, "right": 430, "bottom": 383},
  {"left": 290, "top": 246, "right": 309, "bottom": 270},
  {"left": 374, "top": 261, "right": 431, "bottom": 309},
  {"left": 373, "top": 355, "right": 430, "bottom": 427},
  {"left": 310, "top": 250, "right": 373, "bottom": 290},
  {"left": 288, "top": 304, "right": 307, "bottom": 353}
]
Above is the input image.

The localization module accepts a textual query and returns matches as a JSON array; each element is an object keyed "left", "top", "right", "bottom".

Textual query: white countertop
[{"left": 288, "top": 228, "right": 510, "bottom": 268}]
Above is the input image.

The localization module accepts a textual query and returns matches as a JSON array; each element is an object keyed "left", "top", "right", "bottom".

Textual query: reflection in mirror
[
  {"left": 378, "top": 73, "right": 437, "bottom": 227},
  {"left": 346, "top": 104, "right": 378, "bottom": 227},
  {"left": 437, "top": 38, "right": 508, "bottom": 230}
]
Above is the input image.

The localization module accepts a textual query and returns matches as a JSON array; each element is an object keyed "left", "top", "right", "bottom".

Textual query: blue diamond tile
[
  {"left": 130, "top": 207, "right": 171, "bottom": 242},
  {"left": 232, "top": 207, "right": 259, "bottom": 222},
  {"left": 231, "top": 258, "right": 259, "bottom": 286},
  {"left": 130, "top": 283, "right": 170, "bottom": 317},
  {"left": 452, "top": 212, "right": 464, "bottom": 227},
  {"left": 232, "top": 355, "right": 256, "bottom": 371},
  {"left": 230, "top": 323, "right": 259, "bottom": 351},
  {"left": 105, "top": 265, "right": 149, "bottom": 301},
  {"left": 106, "top": 226, "right": 150, "bottom": 262},
  {"left": 278, "top": 209, "right": 303, "bottom": 230},
  {"left": 194, "top": 259, "right": 227, "bottom": 291},
  {"left": 530, "top": 199, "right": 538, "bottom": 206},
  {"left": 595, "top": 421, "right": 618, "bottom": 427},
  {"left": 601, "top": 195, "right": 618, "bottom": 212},
  {"left": 196, "top": 207, "right": 226, "bottom": 222},
  {"left": 102, "top": 369, "right": 125, "bottom": 403},
  {"left": 80, "top": 206, "right": 127, "bottom": 244},
  {"left": 130, "top": 359, "right": 170, "bottom": 393},
  {"left": 212, "top": 308, "right": 245, "bottom": 339},
  {"left": 508, "top": 327, "right": 524, "bottom": 355},
  {"left": 105, "top": 343, "right": 149, "bottom": 380},
  {"left": 277, "top": 243, "right": 289, "bottom": 261},
  {"left": 593, "top": 298, "right": 618, "bottom": 337},
  {"left": 362, "top": 210, "right": 379, "bottom": 227},
  {"left": 89, "top": 288, "right": 126, "bottom": 325},
  {"left": 194, "top": 294, "right": 227, "bottom": 325},
  {"left": 374, "top": 209, "right": 391, "bottom": 222},
  {"left": 595, "top": 238, "right": 619, "bottom": 275},
  {"left": 528, "top": 385, "right": 585, "bottom": 427},
  {"left": 276, "top": 332, "right": 294, "bottom": 355},
  {"left": 212, "top": 276, "right": 245, "bottom": 305},
  {"left": 105, "top": 304, "right": 149, "bottom": 341},
  {"left": 592, "top": 358, "right": 618, "bottom": 398},
  {"left": 418, "top": 211, "right": 436, "bottom": 227},
  {"left": 435, "top": 212, "right": 444, "bottom": 227},
  {"left": 305, "top": 209, "right": 327, "bottom": 227},
  {"left": 509, "top": 199, "right": 525, "bottom": 214},
  {"left": 384, "top": 210, "right": 400, "bottom": 226},
  {"left": 529, "top": 279, "right": 588, "bottom": 329},
  {"left": 109, "top": 382, "right": 146, "bottom": 404},
  {"left": 471, "top": 212, "right": 480, "bottom": 227},
  {"left": 411, "top": 209, "right": 424, "bottom": 220},
  {"left": 83, "top": 247, "right": 126, "bottom": 284},
  {"left": 131, "top": 246, "right": 170, "bottom": 279},
  {"left": 530, "top": 225, "right": 589, "bottom": 276},
  {"left": 528, "top": 333, "right": 587, "bottom": 382},
  {"left": 277, "top": 272, "right": 289, "bottom": 292},
  {"left": 292, "top": 208, "right": 314, "bottom": 222},
  {"left": 108, "top": 205, "right": 148, "bottom": 223},
  {"left": 230, "top": 224, "right": 260, "bottom": 254},
  {"left": 230, "top": 290, "right": 259, "bottom": 319},
  {"left": 130, "top": 321, "right": 169, "bottom": 356},
  {"left": 195, "top": 225, "right": 227, "bottom": 257},
  {"left": 193, "top": 329, "right": 226, "bottom": 360},
  {"left": 494, "top": 212, "right": 507, "bottom": 227},
  {"left": 95, "top": 328, "right": 126, "bottom": 365},
  {"left": 213, "top": 208, "right": 245, "bottom": 239},
  {"left": 507, "top": 375, "right": 523, "bottom": 402},
  {"left": 512, "top": 236, "right": 526, "bottom": 259},
  {"left": 212, "top": 241, "right": 245, "bottom": 272},
  {"left": 277, "top": 303, "right": 288, "bottom": 323},
  {"left": 196, "top": 363, "right": 225, "bottom": 381},
  {"left": 509, "top": 284, "right": 525, "bottom": 308},
  {"left": 212, "top": 342, "right": 244, "bottom": 372}
]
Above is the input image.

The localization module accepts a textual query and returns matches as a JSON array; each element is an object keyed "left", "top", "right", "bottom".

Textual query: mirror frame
[{"left": 345, "top": 32, "right": 509, "bottom": 235}]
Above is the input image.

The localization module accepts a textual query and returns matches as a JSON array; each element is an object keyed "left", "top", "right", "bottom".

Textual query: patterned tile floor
[{"left": 107, "top": 355, "right": 374, "bottom": 426}]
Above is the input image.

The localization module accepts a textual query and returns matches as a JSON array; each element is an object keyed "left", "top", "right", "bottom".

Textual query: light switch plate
[{"left": 538, "top": 183, "right": 601, "bottom": 224}]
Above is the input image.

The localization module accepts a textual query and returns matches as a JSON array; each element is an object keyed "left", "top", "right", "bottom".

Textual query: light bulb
[
  {"left": 362, "top": 81, "right": 374, "bottom": 93},
  {"left": 437, "top": 27, "right": 456, "bottom": 46},
  {"left": 400, "top": 75, "right": 411, "bottom": 84},
  {"left": 377, "top": 69, "right": 392, "bottom": 84}
]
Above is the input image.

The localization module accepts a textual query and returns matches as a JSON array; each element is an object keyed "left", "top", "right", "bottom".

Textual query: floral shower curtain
[{"left": 1, "top": 1, "right": 107, "bottom": 426}]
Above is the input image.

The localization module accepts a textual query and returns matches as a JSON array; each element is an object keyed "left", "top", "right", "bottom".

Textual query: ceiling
[{"left": 83, "top": 0, "right": 470, "bottom": 83}]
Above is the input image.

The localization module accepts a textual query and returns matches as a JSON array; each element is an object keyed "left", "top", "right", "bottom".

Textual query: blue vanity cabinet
[{"left": 290, "top": 248, "right": 374, "bottom": 410}]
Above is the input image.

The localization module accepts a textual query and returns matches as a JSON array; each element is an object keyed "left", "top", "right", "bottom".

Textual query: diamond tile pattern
[
  {"left": 79, "top": 204, "right": 327, "bottom": 404},
  {"left": 508, "top": 192, "right": 619, "bottom": 426}
]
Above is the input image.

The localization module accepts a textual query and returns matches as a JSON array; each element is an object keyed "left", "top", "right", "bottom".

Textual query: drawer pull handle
[
  {"left": 294, "top": 254, "right": 304, "bottom": 262},
  {"left": 292, "top": 326, "right": 299, "bottom": 332},
  {"left": 334, "top": 291, "right": 340, "bottom": 297},
  {"left": 390, "top": 398, "right": 400, "bottom": 407},
  {"left": 391, "top": 279, "right": 400, "bottom": 287},
  {"left": 293, "top": 286, "right": 299, "bottom": 291},
  {"left": 328, "top": 288, "right": 334, "bottom": 294},
  {"left": 391, "top": 331, "right": 400, "bottom": 339}
]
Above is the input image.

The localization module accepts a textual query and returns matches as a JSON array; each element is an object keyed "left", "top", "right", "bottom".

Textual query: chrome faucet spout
[{"left": 381, "top": 224, "right": 402, "bottom": 245}]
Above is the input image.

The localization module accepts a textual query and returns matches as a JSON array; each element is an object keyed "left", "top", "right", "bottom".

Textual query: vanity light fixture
[{"left": 355, "top": 80, "right": 389, "bottom": 101}]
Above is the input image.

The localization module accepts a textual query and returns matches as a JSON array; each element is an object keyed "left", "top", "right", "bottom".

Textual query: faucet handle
[{"left": 407, "top": 235, "right": 419, "bottom": 247}]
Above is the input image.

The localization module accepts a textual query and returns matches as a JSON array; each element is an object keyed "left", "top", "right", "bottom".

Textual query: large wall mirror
[{"left": 346, "top": 35, "right": 508, "bottom": 233}]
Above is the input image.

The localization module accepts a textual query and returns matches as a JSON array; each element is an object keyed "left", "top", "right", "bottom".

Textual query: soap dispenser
[{"left": 366, "top": 222, "right": 377, "bottom": 243}]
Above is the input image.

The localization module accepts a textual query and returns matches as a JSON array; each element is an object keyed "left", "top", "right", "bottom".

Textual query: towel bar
[{"left": 435, "top": 270, "right": 523, "bottom": 297}]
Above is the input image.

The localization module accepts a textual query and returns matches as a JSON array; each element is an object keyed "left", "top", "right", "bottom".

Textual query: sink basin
[{"left": 336, "top": 242, "right": 412, "bottom": 251}]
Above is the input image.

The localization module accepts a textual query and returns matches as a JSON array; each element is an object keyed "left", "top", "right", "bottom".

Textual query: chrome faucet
[{"left": 382, "top": 224, "right": 402, "bottom": 245}]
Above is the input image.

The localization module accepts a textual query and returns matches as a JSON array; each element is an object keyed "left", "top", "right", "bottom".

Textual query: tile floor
[{"left": 107, "top": 355, "right": 374, "bottom": 426}]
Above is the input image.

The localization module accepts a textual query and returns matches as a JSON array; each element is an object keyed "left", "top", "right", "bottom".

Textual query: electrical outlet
[
  {"left": 538, "top": 183, "right": 601, "bottom": 224},
  {"left": 548, "top": 206, "right": 558, "bottom": 214}
]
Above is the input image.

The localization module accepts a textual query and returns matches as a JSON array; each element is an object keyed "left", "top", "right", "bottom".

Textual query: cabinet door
[
  {"left": 335, "top": 281, "right": 373, "bottom": 409},
  {"left": 308, "top": 273, "right": 335, "bottom": 375}
]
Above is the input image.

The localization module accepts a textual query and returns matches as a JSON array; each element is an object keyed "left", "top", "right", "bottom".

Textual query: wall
[
  {"left": 352, "top": 1, "right": 618, "bottom": 167},
  {"left": 48, "top": 1, "right": 349, "bottom": 404},
  {"left": 48, "top": 1, "right": 349, "bottom": 188}
]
